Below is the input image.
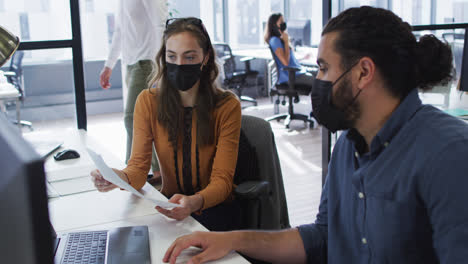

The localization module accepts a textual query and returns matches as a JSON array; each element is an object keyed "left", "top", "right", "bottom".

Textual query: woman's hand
[
  {"left": 156, "top": 194, "right": 204, "bottom": 221},
  {"left": 280, "top": 30, "right": 289, "bottom": 43},
  {"left": 90, "top": 168, "right": 128, "bottom": 192}
]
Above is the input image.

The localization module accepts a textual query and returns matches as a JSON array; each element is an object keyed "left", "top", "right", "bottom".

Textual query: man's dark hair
[{"left": 323, "top": 6, "right": 453, "bottom": 98}]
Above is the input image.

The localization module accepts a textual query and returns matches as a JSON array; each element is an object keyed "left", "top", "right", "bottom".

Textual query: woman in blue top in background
[{"left": 264, "top": 13, "right": 315, "bottom": 87}]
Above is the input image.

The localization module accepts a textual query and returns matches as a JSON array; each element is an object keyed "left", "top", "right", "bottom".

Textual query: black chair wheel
[
  {"left": 281, "top": 96, "right": 286, "bottom": 105},
  {"left": 309, "top": 121, "right": 314, "bottom": 128},
  {"left": 294, "top": 96, "right": 299, "bottom": 104},
  {"left": 275, "top": 99, "right": 280, "bottom": 104},
  {"left": 286, "top": 124, "right": 290, "bottom": 129}
]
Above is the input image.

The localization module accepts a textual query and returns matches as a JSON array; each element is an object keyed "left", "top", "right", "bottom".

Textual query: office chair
[
  {"left": 4, "top": 51, "right": 32, "bottom": 130},
  {"left": 266, "top": 46, "right": 314, "bottom": 129},
  {"left": 234, "top": 115, "right": 290, "bottom": 230},
  {"left": 213, "top": 43, "right": 259, "bottom": 107}
]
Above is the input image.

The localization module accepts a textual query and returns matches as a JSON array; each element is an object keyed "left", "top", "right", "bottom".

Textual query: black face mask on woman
[
  {"left": 166, "top": 62, "right": 202, "bottom": 91},
  {"left": 311, "top": 63, "right": 362, "bottom": 133},
  {"left": 279, "top": 22, "right": 287, "bottom": 31}
]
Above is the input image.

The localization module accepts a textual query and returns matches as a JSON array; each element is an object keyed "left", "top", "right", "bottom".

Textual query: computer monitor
[
  {"left": 287, "top": 19, "right": 311, "bottom": 47},
  {"left": 0, "top": 114, "right": 54, "bottom": 263}
]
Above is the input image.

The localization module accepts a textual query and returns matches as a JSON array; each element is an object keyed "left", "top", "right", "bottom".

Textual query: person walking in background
[{"left": 100, "top": 0, "right": 168, "bottom": 179}]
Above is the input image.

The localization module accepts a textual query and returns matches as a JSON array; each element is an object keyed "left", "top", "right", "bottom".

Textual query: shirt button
[
  {"left": 354, "top": 151, "right": 359, "bottom": 158},
  {"left": 362, "top": 237, "right": 367, "bottom": 244},
  {"left": 384, "top": 142, "right": 389, "bottom": 147},
  {"left": 358, "top": 192, "right": 365, "bottom": 199}
]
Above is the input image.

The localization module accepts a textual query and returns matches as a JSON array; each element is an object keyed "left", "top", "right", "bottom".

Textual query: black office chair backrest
[
  {"left": 235, "top": 115, "right": 290, "bottom": 230},
  {"left": 213, "top": 43, "right": 236, "bottom": 80},
  {"left": 7, "top": 50, "right": 25, "bottom": 97},
  {"left": 234, "top": 129, "right": 259, "bottom": 185}
]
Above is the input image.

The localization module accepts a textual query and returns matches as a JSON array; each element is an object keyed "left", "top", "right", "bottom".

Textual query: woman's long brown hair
[{"left": 148, "top": 18, "right": 233, "bottom": 147}]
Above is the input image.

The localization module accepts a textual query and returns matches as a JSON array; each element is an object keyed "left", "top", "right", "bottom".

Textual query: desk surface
[
  {"left": 0, "top": 83, "right": 19, "bottom": 98},
  {"left": 45, "top": 129, "right": 249, "bottom": 263},
  {"left": 232, "top": 46, "right": 318, "bottom": 66}
]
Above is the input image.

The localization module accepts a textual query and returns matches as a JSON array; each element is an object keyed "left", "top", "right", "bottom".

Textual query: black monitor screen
[
  {"left": 459, "top": 30, "right": 468, "bottom": 91},
  {"left": 287, "top": 19, "right": 311, "bottom": 47},
  {"left": 0, "top": 115, "right": 53, "bottom": 263}
]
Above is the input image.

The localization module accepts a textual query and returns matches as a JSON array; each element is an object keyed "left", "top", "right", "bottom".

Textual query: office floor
[{"left": 24, "top": 95, "right": 323, "bottom": 228}]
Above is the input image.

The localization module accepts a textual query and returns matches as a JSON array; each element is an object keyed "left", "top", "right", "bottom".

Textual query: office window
[
  {"left": 271, "top": 0, "right": 284, "bottom": 13},
  {"left": 24, "top": 0, "right": 50, "bottom": 12},
  {"left": 436, "top": 0, "right": 468, "bottom": 24},
  {"left": 392, "top": 0, "right": 431, "bottom": 25},
  {"left": 213, "top": 0, "right": 224, "bottom": 42},
  {"left": 85, "top": 0, "right": 94, "bottom": 13},
  {"left": 228, "top": 0, "right": 260, "bottom": 47},
  {"left": 0, "top": 1, "right": 72, "bottom": 43},
  {"left": 19, "top": 13, "right": 30, "bottom": 41},
  {"left": 288, "top": 0, "right": 322, "bottom": 46},
  {"left": 106, "top": 14, "right": 115, "bottom": 45},
  {"left": 80, "top": 0, "right": 119, "bottom": 60}
]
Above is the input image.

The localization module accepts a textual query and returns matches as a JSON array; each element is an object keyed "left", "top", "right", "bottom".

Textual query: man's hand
[
  {"left": 99, "top": 66, "right": 113, "bottom": 89},
  {"left": 156, "top": 194, "right": 204, "bottom": 221},
  {"left": 90, "top": 168, "right": 128, "bottom": 192},
  {"left": 163, "top": 231, "right": 236, "bottom": 264}
]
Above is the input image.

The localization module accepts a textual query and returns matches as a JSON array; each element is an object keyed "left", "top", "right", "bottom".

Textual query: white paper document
[{"left": 86, "top": 148, "right": 181, "bottom": 208}]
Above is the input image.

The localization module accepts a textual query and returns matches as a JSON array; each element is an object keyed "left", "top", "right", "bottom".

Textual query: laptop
[{"left": 52, "top": 224, "right": 151, "bottom": 264}]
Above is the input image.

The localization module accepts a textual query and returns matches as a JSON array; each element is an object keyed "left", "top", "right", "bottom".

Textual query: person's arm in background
[
  {"left": 100, "top": 0, "right": 123, "bottom": 89},
  {"left": 272, "top": 32, "right": 290, "bottom": 66}
]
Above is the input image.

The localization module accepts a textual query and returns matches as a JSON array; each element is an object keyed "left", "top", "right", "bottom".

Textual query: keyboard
[{"left": 61, "top": 231, "right": 108, "bottom": 264}]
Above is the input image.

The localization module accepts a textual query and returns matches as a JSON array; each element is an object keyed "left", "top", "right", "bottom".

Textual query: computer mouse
[{"left": 54, "top": 149, "right": 80, "bottom": 161}]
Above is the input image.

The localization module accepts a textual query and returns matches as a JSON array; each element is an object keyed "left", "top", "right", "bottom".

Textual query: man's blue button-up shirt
[{"left": 299, "top": 89, "right": 468, "bottom": 263}]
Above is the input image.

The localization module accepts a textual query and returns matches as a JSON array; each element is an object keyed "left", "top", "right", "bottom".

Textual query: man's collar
[{"left": 347, "top": 89, "right": 422, "bottom": 155}]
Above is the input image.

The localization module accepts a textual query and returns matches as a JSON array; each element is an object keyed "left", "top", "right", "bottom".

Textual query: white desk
[
  {"left": 45, "top": 129, "right": 249, "bottom": 263},
  {"left": 0, "top": 82, "right": 20, "bottom": 130},
  {"left": 232, "top": 46, "right": 318, "bottom": 65}
]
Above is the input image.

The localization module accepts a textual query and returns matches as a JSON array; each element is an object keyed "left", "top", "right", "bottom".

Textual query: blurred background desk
[{"left": 0, "top": 81, "right": 20, "bottom": 129}]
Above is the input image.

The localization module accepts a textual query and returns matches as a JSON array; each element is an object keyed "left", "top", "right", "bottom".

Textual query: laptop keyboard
[{"left": 61, "top": 231, "right": 108, "bottom": 264}]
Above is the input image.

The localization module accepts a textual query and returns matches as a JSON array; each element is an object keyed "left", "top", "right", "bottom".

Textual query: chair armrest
[
  {"left": 2, "top": 71, "right": 16, "bottom": 77},
  {"left": 283, "top": 66, "right": 301, "bottom": 72},
  {"left": 218, "top": 55, "right": 231, "bottom": 62},
  {"left": 239, "top": 56, "right": 255, "bottom": 62},
  {"left": 234, "top": 181, "right": 269, "bottom": 199}
]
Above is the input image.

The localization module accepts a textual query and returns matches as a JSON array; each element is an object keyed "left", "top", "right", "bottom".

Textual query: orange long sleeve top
[{"left": 122, "top": 89, "right": 241, "bottom": 210}]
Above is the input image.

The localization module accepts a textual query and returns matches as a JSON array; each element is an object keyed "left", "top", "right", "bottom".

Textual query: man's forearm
[{"left": 231, "top": 228, "right": 306, "bottom": 264}]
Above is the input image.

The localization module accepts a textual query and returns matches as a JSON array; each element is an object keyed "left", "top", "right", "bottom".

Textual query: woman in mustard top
[{"left": 90, "top": 17, "right": 242, "bottom": 231}]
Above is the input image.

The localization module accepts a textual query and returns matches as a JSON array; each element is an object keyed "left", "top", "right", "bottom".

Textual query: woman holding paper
[{"left": 90, "top": 17, "right": 241, "bottom": 231}]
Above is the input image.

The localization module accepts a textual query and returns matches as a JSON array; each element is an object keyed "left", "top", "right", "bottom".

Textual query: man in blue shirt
[{"left": 163, "top": 6, "right": 468, "bottom": 264}]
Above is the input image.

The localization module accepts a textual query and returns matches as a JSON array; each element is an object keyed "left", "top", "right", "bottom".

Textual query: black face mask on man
[
  {"left": 166, "top": 62, "right": 202, "bottom": 91},
  {"left": 311, "top": 63, "right": 362, "bottom": 133}
]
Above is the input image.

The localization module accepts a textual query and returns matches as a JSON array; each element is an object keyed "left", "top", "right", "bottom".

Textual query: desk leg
[{"left": 16, "top": 97, "right": 21, "bottom": 132}]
